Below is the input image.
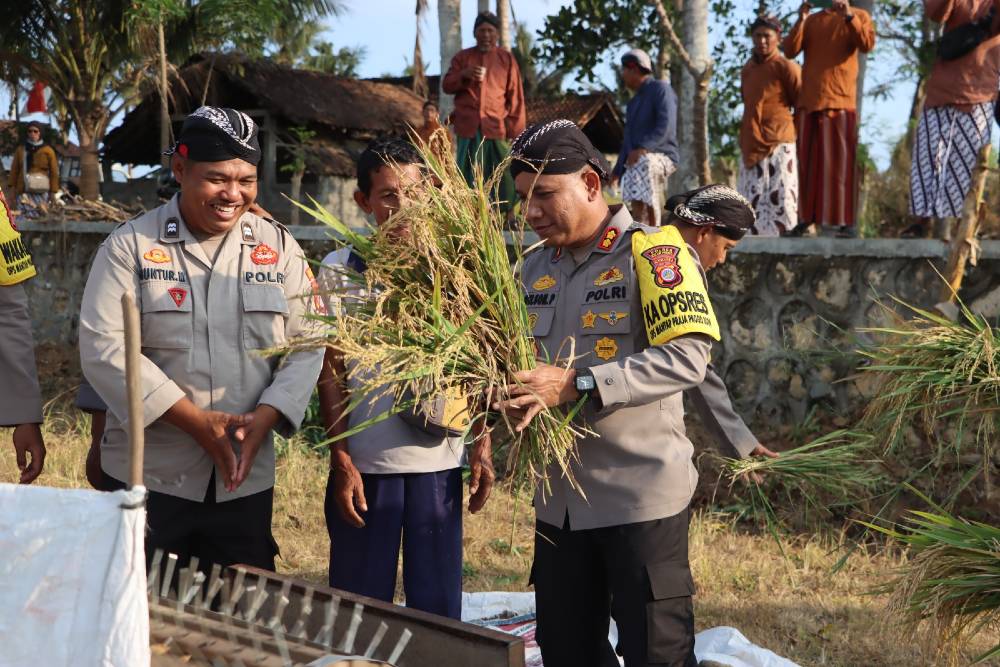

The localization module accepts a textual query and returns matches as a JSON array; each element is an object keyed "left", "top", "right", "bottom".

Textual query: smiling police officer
[
  {"left": 79, "top": 106, "right": 324, "bottom": 571},
  {"left": 497, "top": 120, "right": 776, "bottom": 667}
]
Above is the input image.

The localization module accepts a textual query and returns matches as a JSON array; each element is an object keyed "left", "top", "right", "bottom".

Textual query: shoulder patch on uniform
[
  {"left": 164, "top": 217, "right": 179, "bottom": 238},
  {"left": 241, "top": 220, "right": 256, "bottom": 242}
]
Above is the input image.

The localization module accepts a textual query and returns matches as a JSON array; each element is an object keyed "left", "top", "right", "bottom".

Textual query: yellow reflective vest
[{"left": 0, "top": 191, "right": 37, "bottom": 285}]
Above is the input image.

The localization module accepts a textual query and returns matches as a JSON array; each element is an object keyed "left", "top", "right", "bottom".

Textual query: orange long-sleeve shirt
[
  {"left": 782, "top": 8, "right": 876, "bottom": 113},
  {"left": 441, "top": 46, "right": 526, "bottom": 141},
  {"left": 740, "top": 53, "right": 801, "bottom": 167},
  {"left": 924, "top": 0, "right": 1000, "bottom": 109}
]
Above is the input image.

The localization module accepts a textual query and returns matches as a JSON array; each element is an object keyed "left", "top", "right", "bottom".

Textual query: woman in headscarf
[{"left": 9, "top": 121, "right": 60, "bottom": 212}]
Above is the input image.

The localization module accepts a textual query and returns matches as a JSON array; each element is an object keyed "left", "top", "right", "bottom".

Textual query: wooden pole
[
  {"left": 939, "top": 143, "right": 992, "bottom": 303},
  {"left": 122, "top": 293, "right": 144, "bottom": 489}
]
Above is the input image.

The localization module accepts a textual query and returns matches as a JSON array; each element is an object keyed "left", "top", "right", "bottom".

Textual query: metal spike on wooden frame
[
  {"left": 387, "top": 628, "right": 413, "bottom": 664},
  {"left": 339, "top": 601, "right": 365, "bottom": 654},
  {"left": 222, "top": 567, "right": 247, "bottom": 617},
  {"left": 289, "top": 587, "right": 314, "bottom": 639},
  {"left": 244, "top": 574, "right": 270, "bottom": 624},
  {"left": 313, "top": 597, "right": 340, "bottom": 647},
  {"left": 272, "top": 625, "right": 292, "bottom": 667},
  {"left": 363, "top": 621, "right": 388, "bottom": 658},
  {"left": 202, "top": 563, "right": 225, "bottom": 610},
  {"left": 161, "top": 552, "right": 179, "bottom": 599},
  {"left": 267, "top": 579, "right": 292, "bottom": 631},
  {"left": 148, "top": 549, "right": 164, "bottom": 599},
  {"left": 182, "top": 571, "right": 206, "bottom": 606}
]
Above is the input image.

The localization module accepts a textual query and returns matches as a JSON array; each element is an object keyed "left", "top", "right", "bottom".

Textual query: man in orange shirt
[
  {"left": 908, "top": 0, "right": 1000, "bottom": 239},
  {"left": 441, "top": 11, "right": 526, "bottom": 209},
  {"left": 738, "top": 15, "right": 802, "bottom": 236},
  {"left": 783, "top": 0, "right": 875, "bottom": 237}
]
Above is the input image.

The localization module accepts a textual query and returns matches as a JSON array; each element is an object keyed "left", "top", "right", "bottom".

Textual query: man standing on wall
[
  {"left": 738, "top": 15, "right": 801, "bottom": 237},
  {"left": 783, "top": 0, "right": 875, "bottom": 237},
  {"left": 441, "top": 11, "right": 526, "bottom": 208},
  {"left": 612, "top": 48, "right": 680, "bottom": 227}
]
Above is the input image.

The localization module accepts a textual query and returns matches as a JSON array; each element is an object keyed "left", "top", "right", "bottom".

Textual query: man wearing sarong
[
  {"left": 738, "top": 15, "right": 801, "bottom": 236},
  {"left": 783, "top": 0, "right": 875, "bottom": 237},
  {"left": 907, "top": 0, "right": 1000, "bottom": 239},
  {"left": 441, "top": 11, "right": 526, "bottom": 209},
  {"left": 612, "top": 48, "right": 679, "bottom": 227}
]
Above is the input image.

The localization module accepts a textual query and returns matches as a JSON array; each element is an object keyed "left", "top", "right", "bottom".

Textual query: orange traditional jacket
[
  {"left": 782, "top": 8, "right": 875, "bottom": 113},
  {"left": 9, "top": 144, "right": 59, "bottom": 195},
  {"left": 441, "top": 47, "right": 526, "bottom": 141},
  {"left": 924, "top": 0, "right": 1000, "bottom": 109},
  {"left": 740, "top": 53, "right": 801, "bottom": 168}
]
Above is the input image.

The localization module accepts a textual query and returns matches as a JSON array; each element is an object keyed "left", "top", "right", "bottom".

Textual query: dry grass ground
[{"left": 4, "top": 412, "right": 1000, "bottom": 666}]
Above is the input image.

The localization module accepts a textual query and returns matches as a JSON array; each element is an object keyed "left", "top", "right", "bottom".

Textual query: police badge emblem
[
  {"left": 250, "top": 243, "right": 279, "bottom": 265},
  {"left": 640, "top": 245, "right": 683, "bottom": 289},
  {"left": 594, "top": 337, "right": 618, "bottom": 360}
]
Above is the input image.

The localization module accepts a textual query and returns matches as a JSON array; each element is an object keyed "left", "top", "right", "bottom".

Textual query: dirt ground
[{"left": 5, "top": 347, "right": 1000, "bottom": 665}]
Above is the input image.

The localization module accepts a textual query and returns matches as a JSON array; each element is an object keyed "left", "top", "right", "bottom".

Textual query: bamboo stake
[
  {"left": 122, "top": 293, "right": 144, "bottom": 488},
  {"left": 939, "top": 143, "right": 992, "bottom": 303}
]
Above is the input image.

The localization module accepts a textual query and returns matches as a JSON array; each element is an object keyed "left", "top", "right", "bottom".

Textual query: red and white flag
[{"left": 25, "top": 81, "right": 47, "bottom": 114}]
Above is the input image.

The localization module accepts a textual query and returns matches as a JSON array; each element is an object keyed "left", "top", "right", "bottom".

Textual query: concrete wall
[{"left": 19, "top": 223, "right": 1000, "bottom": 431}]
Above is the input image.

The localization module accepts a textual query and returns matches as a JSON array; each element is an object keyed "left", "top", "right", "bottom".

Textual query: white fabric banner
[{"left": 0, "top": 484, "right": 149, "bottom": 667}]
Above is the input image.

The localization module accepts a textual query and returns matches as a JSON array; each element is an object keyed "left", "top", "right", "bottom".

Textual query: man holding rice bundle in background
[
  {"left": 317, "top": 137, "right": 494, "bottom": 620},
  {"left": 496, "top": 120, "right": 776, "bottom": 667}
]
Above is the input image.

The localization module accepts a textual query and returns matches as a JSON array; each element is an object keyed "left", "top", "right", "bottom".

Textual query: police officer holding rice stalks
[
  {"left": 79, "top": 106, "right": 324, "bottom": 570},
  {"left": 496, "top": 120, "right": 777, "bottom": 667}
]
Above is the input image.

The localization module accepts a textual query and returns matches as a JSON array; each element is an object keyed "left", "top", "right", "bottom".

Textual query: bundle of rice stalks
[
  {"left": 861, "top": 500, "right": 1000, "bottom": 664},
  {"left": 722, "top": 430, "right": 887, "bottom": 535},
  {"left": 292, "top": 135, "right": 586, "bottom": 494},
  {"left": 857, "top": 298, "right": 1000, "bottom": 487}
]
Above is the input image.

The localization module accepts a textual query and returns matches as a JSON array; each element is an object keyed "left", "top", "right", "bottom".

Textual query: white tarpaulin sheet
[
  {"left": 462, "top": 591, "right": 800, "bottom": 667},
  {"left": 0, "top": 483, "right": 150, "bottom": 667}
]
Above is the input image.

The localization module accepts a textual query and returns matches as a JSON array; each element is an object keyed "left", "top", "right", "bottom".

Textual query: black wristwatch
[{"left": 575, "top": 367, "right": 597, "bottom": 399}]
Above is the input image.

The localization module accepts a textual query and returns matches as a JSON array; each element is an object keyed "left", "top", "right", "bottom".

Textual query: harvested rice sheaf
[{"left": 291, "top": 132, "right": 587, "bottom": 494}]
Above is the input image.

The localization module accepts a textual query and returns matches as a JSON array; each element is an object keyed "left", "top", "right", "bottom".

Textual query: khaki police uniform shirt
[
  {"left": 0, "top": 283, "right": 43, "bottom": 426},
  {"left": 521, "top": 205, "right": 759, "bottom": 530},
  {"left": 79, "top": 195, "right": 325, "bottom": 502}
]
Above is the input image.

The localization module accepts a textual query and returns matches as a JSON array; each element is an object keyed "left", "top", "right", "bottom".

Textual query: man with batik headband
[
  {"left": 783, "top": 0, "right": 875, "bottom": 237},
  {"left": 79, "top": 106, "right": 325, "bottom": 572},
  {"left": 907, "top": 0, "right": 1000, "bottom": 239},
  {"left": 612, "top": 48, "right": 679, "bottom": 226},
  {"left": 497, "top": 120, "right": 776, "bottom": 667},
  {"left": 738, "top": 15, "right": 801, "bottom": 236},
  {"left": 442, "top": 11, "right": 526, "bottom": 209}
]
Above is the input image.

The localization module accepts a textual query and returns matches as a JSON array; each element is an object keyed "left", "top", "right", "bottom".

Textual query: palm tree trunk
[
  {"left": 438, "top": 0, "right": 462, "bottom": 119},
  {"left": 679, "top": 0, "right": 710, "bottom": 187},
  {"left": 478, "top": 0, "right": 489, "bottom": 12},
  {"left": 497, "top": 0, "right": 511, "bottom": 50}
]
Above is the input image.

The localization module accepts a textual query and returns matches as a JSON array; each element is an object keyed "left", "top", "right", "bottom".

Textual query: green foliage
[
  {"left": 301, "top": 42, "right": 366, "bottom": 76},
  {"left": 280, "top": 125, "right": 316, "bottom": 175}
]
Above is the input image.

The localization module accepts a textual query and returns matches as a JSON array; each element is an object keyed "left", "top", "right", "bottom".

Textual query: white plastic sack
[
  {"left": 0, "top": 483, "right": 150, "bottom": 667},
  {"left": 462, "top": 591, "right": 801, "bottom": 667}
]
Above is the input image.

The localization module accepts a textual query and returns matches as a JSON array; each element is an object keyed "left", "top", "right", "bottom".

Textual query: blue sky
[{"left": 5, "top": 0, "right": 917, "bottom": 170}]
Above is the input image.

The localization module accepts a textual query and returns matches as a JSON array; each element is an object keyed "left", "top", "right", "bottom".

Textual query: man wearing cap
[
  {"left": 498, "top": 120, "right": 776, "bottom": 667},
  {"left": 79, "top": 106, "right": 325, "bottom": 570},
  {"left": 738, "top": 15, "right": 801, "bottom": 236},
  {"left": 0, "top": 186, "right": 46, "bottom": 484},
  {"left": 442, "top": 10, "right": 526, "bottom": 208},
  {"left": 612, "top": 49, "right": 679, "bottom": 227}
]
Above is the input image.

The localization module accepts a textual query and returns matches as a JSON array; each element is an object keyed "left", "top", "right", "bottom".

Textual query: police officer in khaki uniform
[
  {"left": 0, "top": 187, "right": 46, "bottom": 483},
  {"left": 497, "top": 121, "right": 776, "bottom": 667},
  {"left": 79, "top": 106, "right": 324, "bottom": 570}
]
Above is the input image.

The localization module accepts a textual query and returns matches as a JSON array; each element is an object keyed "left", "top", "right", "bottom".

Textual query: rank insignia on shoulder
[
  {"left": 581, "top": 309, "right": 597, "bottom": 329},
  {"left": 598, "top": 311, "right": 628, "bottom": 326},
  {"left": 251, "top": 243, "right": 279, "bottom": 265},
  {"left": 595, "top": 336, "right": 618, "bottom": 360},
  {"left": 241, "top": 221, "right": 255, "bottom": 242},
  {"left": 164, "top": 217, "right": 179, "bottom": 238},
  {"left": 167, "top": 287, "right": 187, "bottom": 307},
  {"left": 597, "top": 227, "right": 620, "bottom": 252},
  {"left": 594, "top": 267, "right": 624, "bottom": 286},
  {"left": 532, "top": 274, "right": 557, "bottom": 291},
  {"left": 640, "top": 245, "right": 683, "bottom": 289},
  {"left": 143, "top": 248, "right": 171, "bottom": 263}
]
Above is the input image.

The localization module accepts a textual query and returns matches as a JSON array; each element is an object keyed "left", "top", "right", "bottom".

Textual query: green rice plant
[
  {"left": 857, "top": 298, "right": 1000, "bottom": 490},
  {"left": 721, "top": 430, "right": 887, "bottom": 549},
  {"left": 860, "top": 495, "right": 1000, "bottom": 665},
  {"left": 289, "top": 133, "right": 587, "bottom": 495}
]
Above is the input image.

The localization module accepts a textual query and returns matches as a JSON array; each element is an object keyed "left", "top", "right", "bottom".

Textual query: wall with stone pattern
[{"left": 18, "top": 223, "right": 1000, "bottom": 432}]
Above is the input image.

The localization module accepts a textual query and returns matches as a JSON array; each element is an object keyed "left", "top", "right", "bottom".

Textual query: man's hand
[
  {"left": 331, "top": 454, "right": 367, "bottom": 528},
  {"left": 12, "top": 423, "right": 45, "bottom": 484},
  {"left": 747, "top": 443, "right": 779, "bottom": 484},
  {"left": 461, "top": 66, "right": 487, "bottom": 82},
  {"left": 798, "top": 1, "right": 812, "bottom": 20},
  {"left": 832, "top": 0, "right": 851, "bottom": 15},
  {"left": 468, "top": 426, "right": 495, "bottom": 513},
  {"left": 626, "top": 147, "right": 647, "bottom": 167},
  {"left": 232, "top": 404, "right": 281, "bottom": 488},
  {"left": 494, "top": 364, "right": 579, "bottom": 433},
  {"left": 164, "top": 398, "right": 254, "bottom": 492}
]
